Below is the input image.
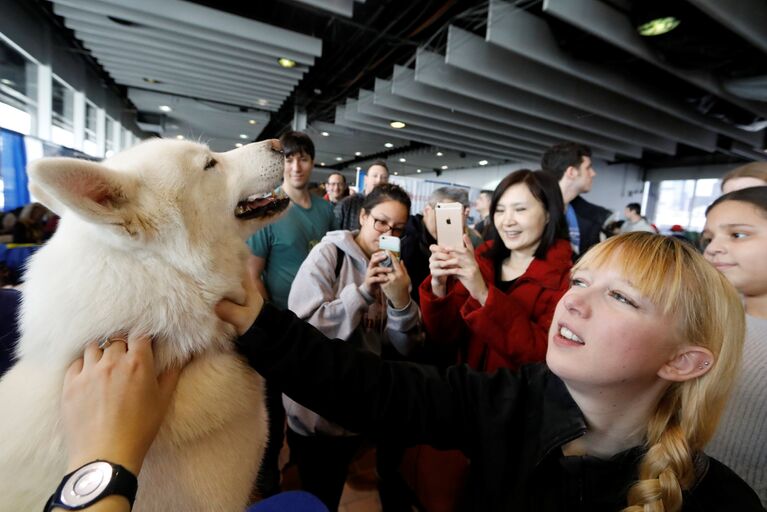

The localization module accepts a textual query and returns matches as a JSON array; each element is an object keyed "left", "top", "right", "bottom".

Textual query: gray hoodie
[{"left": 285, "top": 229, "right": 422, "bottom": 436}]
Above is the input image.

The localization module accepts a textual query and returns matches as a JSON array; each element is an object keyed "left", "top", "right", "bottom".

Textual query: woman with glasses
[{"left": 285, "top": 183, "right": 421, "bottom": 511}]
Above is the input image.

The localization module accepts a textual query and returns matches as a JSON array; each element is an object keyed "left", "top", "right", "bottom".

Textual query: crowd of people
[{"left": 6, "top": 132, "right": 767, "bottom": 511}]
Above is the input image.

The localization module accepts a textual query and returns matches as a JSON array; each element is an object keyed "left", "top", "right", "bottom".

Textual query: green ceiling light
[
  {"left": 637, "top": 17, "right": 680, "bottom": 36},
  {"left": 278, "top": 57, "right": 297, "bottom": 68}
]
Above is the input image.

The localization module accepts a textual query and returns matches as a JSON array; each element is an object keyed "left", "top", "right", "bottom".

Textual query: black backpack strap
[{"left": 334, "top": 245, "right": 345, "bottom": 278}]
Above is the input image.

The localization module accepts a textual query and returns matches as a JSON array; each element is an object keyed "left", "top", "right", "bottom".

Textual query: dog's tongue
[{"left": 247, "top": 196, "right": 275, "bottom": 209}]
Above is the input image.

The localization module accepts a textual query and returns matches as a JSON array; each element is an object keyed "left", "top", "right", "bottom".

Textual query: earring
[{"left": 698, "top": 361, "right": 710, "bottom": 370}]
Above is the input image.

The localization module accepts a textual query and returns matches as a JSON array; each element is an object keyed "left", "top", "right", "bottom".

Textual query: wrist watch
[{"left": 45, "top": 460, "right": 138, "bottom": 511}]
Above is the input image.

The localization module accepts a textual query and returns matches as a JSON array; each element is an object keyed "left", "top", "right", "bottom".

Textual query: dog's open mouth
[{"left": 235, "top": 189, "right": 290, "bottom": 220}]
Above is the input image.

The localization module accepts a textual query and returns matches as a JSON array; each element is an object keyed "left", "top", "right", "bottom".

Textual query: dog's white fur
[{"left": 0, "top": 139, "right": 287, "bottom": 511}]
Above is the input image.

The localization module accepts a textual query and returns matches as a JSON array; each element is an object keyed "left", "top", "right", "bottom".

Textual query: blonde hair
[
  {"left": 721, "top": 162, "right": 767, "bottom": 191},
  {"left": 574, "top": 232, "right": 745, "bottom": 512}
]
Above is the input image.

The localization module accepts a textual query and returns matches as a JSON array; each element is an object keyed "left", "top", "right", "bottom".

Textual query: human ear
[
  {"left": 657, "top": 346, "right": 715, "bottom": 382},
  {"left": 359, "top": 209, "right": 368, "bottom": 228}
]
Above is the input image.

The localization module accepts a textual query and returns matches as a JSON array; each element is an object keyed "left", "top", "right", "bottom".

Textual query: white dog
[{"left": 0, "top": 138, "right": 289, "bottom": 511}]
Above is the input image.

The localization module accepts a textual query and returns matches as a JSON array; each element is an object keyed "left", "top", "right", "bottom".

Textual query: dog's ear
[{"left": 28, "top": 157, "right": 138, "bottom": 228}]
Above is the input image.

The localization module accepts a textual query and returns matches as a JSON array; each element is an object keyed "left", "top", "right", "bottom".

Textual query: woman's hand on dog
[
  {"left": 61, "top": 334, "right": 181, "bottom": 475},
  {"left": 215, "top": 264, "right": 266, "bottom": 336}
]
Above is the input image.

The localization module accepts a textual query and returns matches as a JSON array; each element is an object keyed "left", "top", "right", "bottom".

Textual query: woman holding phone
[
  {"left": 285, "top": 183, "right": 421, "bottom": 511},
  {"left": 420, "top": 169, "right": 572, "bottom": 373}
]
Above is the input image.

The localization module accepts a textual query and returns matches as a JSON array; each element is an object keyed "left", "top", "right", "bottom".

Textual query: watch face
[{"left": 60, "top": 461, "right": 113, "bottom": 507}]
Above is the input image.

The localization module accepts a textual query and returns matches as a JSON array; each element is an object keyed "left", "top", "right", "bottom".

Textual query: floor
[{"left": 281, "top": 445, "right": 383, "bottom": 512}]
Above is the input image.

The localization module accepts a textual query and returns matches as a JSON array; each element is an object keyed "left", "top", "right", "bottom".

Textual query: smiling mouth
[
  {"left": 234, "top": 190, "right": 290, "bottom": 220},
  {"left": 559, "top": 325, "right": 585, "bottom": 345}
]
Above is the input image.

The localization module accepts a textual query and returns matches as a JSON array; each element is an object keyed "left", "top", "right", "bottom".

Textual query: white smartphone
[
  {"left": 435, "top": 202, "right": 464, "bottom": 249},
  {"left": 378, "top": 235, "right": 401, "bottom": 267}
]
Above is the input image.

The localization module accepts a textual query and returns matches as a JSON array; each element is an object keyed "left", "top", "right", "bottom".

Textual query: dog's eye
[{"left": 204, "top": 158, "right": 217, "bottom": 170}]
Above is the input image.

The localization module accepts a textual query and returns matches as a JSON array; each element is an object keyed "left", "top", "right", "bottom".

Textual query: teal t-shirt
[{"left": 247, "top": 195, "right": 336, "bottom": 309}]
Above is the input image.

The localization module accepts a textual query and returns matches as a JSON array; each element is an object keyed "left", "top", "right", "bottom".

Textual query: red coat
[{"left": 419, "top": 239, "right": 572, "bottom": 373}]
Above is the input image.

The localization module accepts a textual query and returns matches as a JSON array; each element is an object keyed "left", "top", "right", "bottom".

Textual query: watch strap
[{"left": 45, "top": 460, "right": 138, "bottom": 511}]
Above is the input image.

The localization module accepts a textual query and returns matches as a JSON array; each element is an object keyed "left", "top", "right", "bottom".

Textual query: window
[
  {"left": 651, "top": 179, "right": 721, "bottom": 232},
  {"left": 0, "top": 36, "right": 37, "bottom": 134},
  {"left": 105, "top": 116, "right": 116, "bottom": 157},
  {"left": 83, "top": 100, "right": 100, "bottom": 156},
  {"left": 51, "top": 76, "right": 75, "bottom": 147}
]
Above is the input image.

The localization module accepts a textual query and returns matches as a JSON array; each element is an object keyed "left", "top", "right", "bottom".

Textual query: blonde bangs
[{"left": 574, "top": 232, "right": 690, "bottom": 317}]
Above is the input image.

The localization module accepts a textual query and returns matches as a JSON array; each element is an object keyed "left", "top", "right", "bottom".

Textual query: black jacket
[
  {"left": 238, "top": 304, "right": 765, "bottom": 512},
  {"left": 400, "top": 214, "right": 436, "bottom": 304},
  {"left": 570, "top": 196, "right": 611, "bottom": 256}
]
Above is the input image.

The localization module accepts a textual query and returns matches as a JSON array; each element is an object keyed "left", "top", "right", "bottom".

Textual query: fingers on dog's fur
[{"left": 83, "top": 341, "right": 103, "bottom": 366}]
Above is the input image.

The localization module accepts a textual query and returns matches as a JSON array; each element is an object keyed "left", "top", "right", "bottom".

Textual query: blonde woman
[{"left": 218, "top": 233, "right": 762, "bottom": 511}]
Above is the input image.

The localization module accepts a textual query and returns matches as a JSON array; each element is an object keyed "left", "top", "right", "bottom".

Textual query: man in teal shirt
[
  {"left": 247, "top": 131, "right": 336, "bottom": 310},
  {"left": 246, "top": 130, "right": 335, "bottom": 498}
]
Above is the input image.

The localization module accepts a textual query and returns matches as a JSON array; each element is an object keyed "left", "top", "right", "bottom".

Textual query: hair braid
[{"left": 622, "top": 393, "right": 694, "bottom": 512}]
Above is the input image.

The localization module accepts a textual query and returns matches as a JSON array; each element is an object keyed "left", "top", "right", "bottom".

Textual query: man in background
[
  {"left": 541, "top": 142, "right": 611, "bottom": 257},
  {"left": 246, "top": 130, "right": 336, "bottom": 498},
  {"left": 324, "top": 172, "right": 348, "bottom": 205},
  {"left": 472, "top": 189, "right": 495, "bottom": 242},
  {"left": 334, "top": 160, "right": 389, "bottom": 230},
  {"left": 620, "top": 202, "right": 656, "bottom": 233}
]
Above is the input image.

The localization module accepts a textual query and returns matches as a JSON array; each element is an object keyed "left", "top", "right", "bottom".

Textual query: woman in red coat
[{"left": 420, "top": 169, "right": 572, "bottom": 372}]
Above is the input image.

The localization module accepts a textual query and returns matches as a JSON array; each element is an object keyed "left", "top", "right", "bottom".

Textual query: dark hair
[
  {"left": 706, "top": 186, "right": 767, "bottom": 217},
  {"left": 626, "top": 202, "right": 641, "bottom": 215},
  {"left": 368, "top": 160, "right": 390, "bottom": 174},
  {"left": 486, "top": 169, "right": 568, "bottom": 262},
  {"left": 280, "top": 131, "right": 315, "bottom": 160},
  {"left": 540, "top": 142, "right": 592, "bottom": 181},
  {"left": 361, "top": 183, "right": 411, "bottom": 216},
  {"left": 327, "top": 172, "right": 346, "bottom": 184},
  {"left": 480, "top": 189, "right": 494, "bottom": 198}
]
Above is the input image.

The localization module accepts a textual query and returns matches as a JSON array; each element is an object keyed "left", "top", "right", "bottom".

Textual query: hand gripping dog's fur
[{"left": 0, "top": 139, "right": 290, "bottom": 511}]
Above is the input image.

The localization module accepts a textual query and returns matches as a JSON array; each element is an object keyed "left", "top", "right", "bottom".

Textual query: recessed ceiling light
[
  {"left": 321, "top": 131, "right": 330, "bottom": 137},
  {"left": 394, "top": 171, "right": 399, "bottom": 175},
  {"left": 637, "top": 17, "right": 680, "bottom": 36},
  {"left": 1, "top": 78, "right": 15, "bottom": 86},
  {"left": 354, "top": 151, "right": 361, "bottom": 156},
  {"left": 335, "top": 156, "right": 343, "bottom": 161},
  {"left": 399, "top": 158, "right": 406, "bottom": 162},
  {"left": 313, "top": 88, "right": 322, "bottom": 95},
  {"left": 144, "top": 77, "right": 162, "bottom": 84},
  {"left": 235, "top": 143, "right": 243, "bottom": 148},
  {"left": 478, "top": 160, "right": 488, "bottom": 166},
  {"left": 436, "top": 151, "right": 443, "bottom": 156},
  {"left": 384, "top": 142, "right": 394, "bottom": 148},
  {"left": 320, "top": 162, "right": 326, "bottom": 166},
  {"left": 416, "top": 169, "right": 422, "bottom": 173},
  {"left": 278, "top": 57, "right": 297, "bottom": 68},
  {"left": 257, "top": 99, "right": 269, "bottom": 106},
  {"left": 390, "top": 121, "right": 406, "bottom": 129},
  {"left": 175, "top": 135, "right": 184, "bottom": 140},
  {"left": 159, "top": 105, "right": 172, "bottom": 112},
  {"left": 239, "top": 134, "right": 248, "bottom": 139},
  {"left": 441, "top": 165, "right": 448, "bottom": 170},
  {"left": 248, "top": 119, "right": 257, "bottom": 125}
]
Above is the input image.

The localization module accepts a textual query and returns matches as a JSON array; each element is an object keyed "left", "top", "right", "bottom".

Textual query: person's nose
[
  {"left": 563, "top": 289, "right": 591, "bottom": 319},
  {"left": 704, "top": 236, "right": 726, "bottom": 257}
]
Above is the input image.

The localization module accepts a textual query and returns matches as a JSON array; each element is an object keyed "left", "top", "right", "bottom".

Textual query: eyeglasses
[{"left": 371, "top": 216, "right": 406, "bottom": 237}]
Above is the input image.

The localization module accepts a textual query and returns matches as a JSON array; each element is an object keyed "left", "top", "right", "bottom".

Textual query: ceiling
[{"left": 44, "top": 0, "right": 767, "bottom": 176}]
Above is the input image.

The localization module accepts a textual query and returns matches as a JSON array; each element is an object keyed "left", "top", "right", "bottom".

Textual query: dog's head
[{"left": 28, "top": 139, "right": 289, "bottom": 254}]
